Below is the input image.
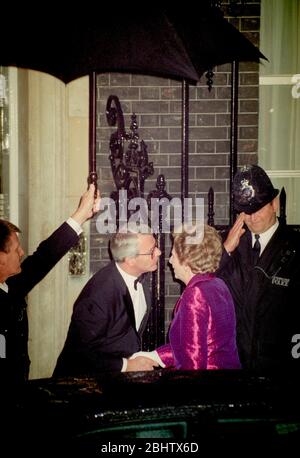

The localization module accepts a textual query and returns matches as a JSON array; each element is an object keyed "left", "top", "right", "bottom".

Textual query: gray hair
[{"left": 110, "top": 222, "right": 151, "bottom": 262}]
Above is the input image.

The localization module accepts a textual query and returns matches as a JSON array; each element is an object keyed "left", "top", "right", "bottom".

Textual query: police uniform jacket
[{"left": 217, "top": 223, "right": 300, "bottom": 372}]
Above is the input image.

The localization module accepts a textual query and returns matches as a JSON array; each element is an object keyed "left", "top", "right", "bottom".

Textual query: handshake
[{"left": 126, "top": 351, "right": 165, "bottom": 372}]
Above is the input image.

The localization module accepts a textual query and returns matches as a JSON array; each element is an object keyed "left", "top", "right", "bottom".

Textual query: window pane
[
  {"left": 259, "top": 84, "right": 300, "bottom": 170},
  {"left": 272, "top": 177, "right": 300, "bottom": 225},
  {"left": 260, "top": 0, "right": 300, "bottom": 76}
]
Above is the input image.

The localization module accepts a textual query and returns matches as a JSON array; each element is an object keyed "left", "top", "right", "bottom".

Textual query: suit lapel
[
  {"left": 123, "top": 288, "right": 137, "bottom": 331},
  {"left": 111, "top": 263, "right": 137, "bottom": 331},
  {"left": 142, "top": 277, "right": 151, "bottom": 309},
  {"left": 138, "top": 277, "right": 152, "bottom": 335},
  {"left": 257, "top": 225, "right": 285, "bottom": 272},
  {"left": 252, "top": 225, "right": 288, "bottom": 317}
]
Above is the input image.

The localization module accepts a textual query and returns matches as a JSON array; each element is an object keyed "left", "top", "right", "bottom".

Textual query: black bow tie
[{"left": 134, "top": 273, "right": 146, "bottom": 290}]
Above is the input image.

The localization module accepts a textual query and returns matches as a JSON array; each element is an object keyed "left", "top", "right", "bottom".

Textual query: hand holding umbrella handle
[{"left": 88, "top": 171, "right": 98, "bottom": 198}]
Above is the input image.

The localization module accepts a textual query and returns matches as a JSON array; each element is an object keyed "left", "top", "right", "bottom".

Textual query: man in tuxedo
[
  {"left": 218, "top": 165, "right": 300, "bottom": 372},
  {"left": 0, "top": 184, "right": 100, "bottom": 384},
  {"left": 53, "top": 224, "right": 161, "bottom": 376}
]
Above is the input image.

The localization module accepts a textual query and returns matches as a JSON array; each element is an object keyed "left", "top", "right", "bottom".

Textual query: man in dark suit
[
  {"left": 0, "top": 184, "right": 100, "bottom": 384},
  {"left": 53, "top": 224, "right": 161, "bottom": 376},
  {"left": 217, "top": 165, "right": 300, "bottom": 372}
]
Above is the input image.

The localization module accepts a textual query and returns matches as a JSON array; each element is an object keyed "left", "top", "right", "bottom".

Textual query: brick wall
[{"left": 90, "top": 1, "right": 261, "bottom": 330}]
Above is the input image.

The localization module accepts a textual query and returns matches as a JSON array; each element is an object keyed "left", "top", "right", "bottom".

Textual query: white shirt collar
[
  {"left": 115, "top": 262, "right": 138, "bottom": 286},
  {"left": 251, "top": 219, "right": 279, "bottom": 255},
  {"left": 0, "top": 282, "right": 8, "bottom": 293},
  {"left": 115, "top": 262, "right": 146, "bottom": 331}
]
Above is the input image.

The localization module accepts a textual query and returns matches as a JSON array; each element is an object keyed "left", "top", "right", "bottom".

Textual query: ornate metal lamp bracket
[{"left": 106, "top": 95, "right": 154, "bottom": 201}]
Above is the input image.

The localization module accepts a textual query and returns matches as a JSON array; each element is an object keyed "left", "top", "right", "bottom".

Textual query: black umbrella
[
  {"left": 2, "top": 6, "right": 265, "bottom": 84},
  {"left": 1, "top": 5, "right": 266, "bottom": 187},
  {"left": 168, "top": 6, "right": 266, "bottom": 75},
  {"left": 2, "top": 13, "right": 198, "bottom": 84}
]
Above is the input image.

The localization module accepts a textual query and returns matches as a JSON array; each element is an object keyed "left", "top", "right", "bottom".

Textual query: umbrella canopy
[
  {"left": 1, "top": 4, "right": 267, "bottom": 192},
  {"left": 168, "top": 6, "right": 267, "bottom": 75},
  {"left": 1, "top": 5, "right": 266, "bottom": 84}
]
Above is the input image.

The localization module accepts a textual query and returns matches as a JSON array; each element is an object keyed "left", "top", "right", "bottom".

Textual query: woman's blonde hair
[{"left": 173, "top": 223, "right": 222, "bottom": 274}]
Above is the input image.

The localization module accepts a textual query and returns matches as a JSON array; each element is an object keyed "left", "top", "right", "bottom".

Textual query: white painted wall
[{"left": 21, "top": 72, "right": 90, "bottom": 379}]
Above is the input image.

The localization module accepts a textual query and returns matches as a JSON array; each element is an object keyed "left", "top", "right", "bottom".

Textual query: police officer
[{"left": 218, "top": 165, "right": 300, "bottom": 372}]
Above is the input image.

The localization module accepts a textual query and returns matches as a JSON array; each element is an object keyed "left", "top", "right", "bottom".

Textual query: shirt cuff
[
  {"left": 129, "top": 350, "right": 166, "bottom": 368},
  {"left": 66, "top": 217, "right": 83, "bottom": 236},
  {"left": 152, "top": 350, "right": 166, "bottom": 368},
  {"left": 121, "top": 358, "right": 128, "bottom": 372}
]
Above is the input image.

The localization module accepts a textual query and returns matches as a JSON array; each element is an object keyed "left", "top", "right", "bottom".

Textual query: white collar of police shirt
[
  {"left": 0, "top": 282, "right": 8, "bottom": 293},
  {"left": 251, "top": 219, "right": 279, "bottom": 256}
]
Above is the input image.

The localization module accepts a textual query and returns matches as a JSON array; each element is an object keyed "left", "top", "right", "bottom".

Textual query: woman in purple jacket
[
  {"left": 152, "top": 224, "right": 241, "bottom": 370},
  {"left": 156, "top": 225, "right": 240, "bottom": 369}
]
